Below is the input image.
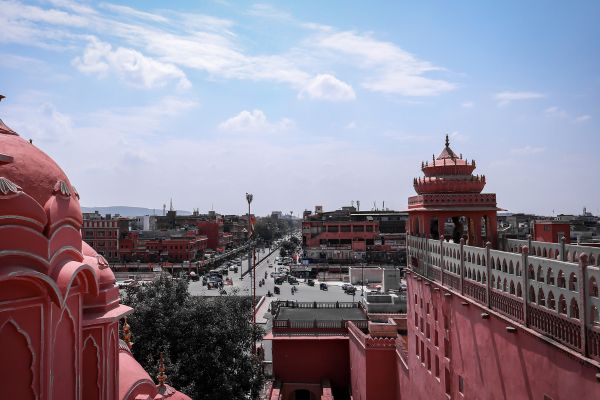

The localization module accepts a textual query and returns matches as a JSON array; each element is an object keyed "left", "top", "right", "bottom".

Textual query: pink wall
[
  {"left": 272, "top": 337, "right": 350, "bottom": 394},
  {"left": 406, "top": 275, "right": 600, "bottom": 400}
]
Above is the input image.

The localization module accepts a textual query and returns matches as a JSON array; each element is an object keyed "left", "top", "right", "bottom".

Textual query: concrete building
[
  {"left": 82, "top": 211, "right": 129, "bottom": 262},
  {"left": 302, "top": 208, "right": 407, "bottom": 264}
]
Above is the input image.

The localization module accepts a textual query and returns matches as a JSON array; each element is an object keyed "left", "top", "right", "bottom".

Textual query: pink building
[
  {"left": 0, "top": 119, "right": 190, "bottom": 399},
  {"left": 268, "top": 136, "right": 600, "bottom": 400}
]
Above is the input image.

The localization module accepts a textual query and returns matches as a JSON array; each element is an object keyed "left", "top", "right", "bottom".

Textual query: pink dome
[{"left": 1, "top": 120, "right": 76, "bottom": 208}]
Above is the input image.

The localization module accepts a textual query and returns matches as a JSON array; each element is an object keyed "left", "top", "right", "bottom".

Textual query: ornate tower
[{"left": 407, "top": 135, "right": 499, "bottom": 247}]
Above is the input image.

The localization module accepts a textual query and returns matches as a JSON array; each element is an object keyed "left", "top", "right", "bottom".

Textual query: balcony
[{"left": 407, "top": 235, "right": 600, "bottom": 364}]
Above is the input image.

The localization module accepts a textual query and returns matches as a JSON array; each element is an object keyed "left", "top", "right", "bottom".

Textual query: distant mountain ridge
[{"left": 81, "top": 206, "right": 192, "bottom": 217}]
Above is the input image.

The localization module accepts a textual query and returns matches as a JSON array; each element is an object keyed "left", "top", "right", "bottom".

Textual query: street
[{"left": 188, "top": 245, "right": 358, "bottom": 303}]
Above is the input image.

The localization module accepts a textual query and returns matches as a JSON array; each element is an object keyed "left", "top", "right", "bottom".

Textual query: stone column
[
  {"left": 522, "top": 246, "right": 529, "bottom": 326},
  {"left": 579, "top": 253, "right": 589, "bottom": 356},
  {"left": 486, "top": 241, "right": 492, "bottom": 309},
  {"left": 460, "top": 238, "right": 465, "bottom": 295},
  {"left": 440, "top": 236, "right": 445, "bottom": 287},
  {"left": 473, "top": 216, "right": 482, "bottom": 247},
  {"left": 560, "top": 236, "right": 566, "bottom": 262}
]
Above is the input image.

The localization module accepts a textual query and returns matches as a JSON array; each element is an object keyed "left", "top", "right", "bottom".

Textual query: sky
[{"left": 1, "top": 1, "right": 599, "bottom": 217}]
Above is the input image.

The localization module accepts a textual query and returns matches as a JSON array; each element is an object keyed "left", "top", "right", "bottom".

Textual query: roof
[{"left": 275, "top": 307, "right": 366, "bottom": 321}]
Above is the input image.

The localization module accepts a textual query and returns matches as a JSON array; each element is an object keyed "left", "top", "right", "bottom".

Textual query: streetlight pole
[{"left": 246, "top": 193, "right": 256, "bottom": 354}]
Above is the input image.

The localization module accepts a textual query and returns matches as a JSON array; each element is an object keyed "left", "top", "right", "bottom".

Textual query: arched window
[
  {"left": 548, "top": 291, "right": 556, "bottom": 310},
  {"left": 547, "top": 268, "right": 555, "bottom": 285},
  {"left": 517, "top": 282, "right": 522, "bottom": 298},
  {"left": 557, "top": 270, "right": 566, "bottom": 288},
  {"left": 549, "top": 249, "right": 555, "bottom": 259},
  {"left": 538, "top": 288, "right": 546, "bottom": 307},
  {"left": 482, "top": 272, "right": 487, "bottom": 284},
  {"left": 558, "top": 295, "right": 567, "bottom": 314},
  {"left": 508, "top": 261, "right": 514, "bottom": 275},
  {"left": 491, "top": 275, "right": 495, "bottom": 288},
  {"left": 491, "top": 258, "right": 496, "bottom": 270},
  {"left": 568, "top": 272, "right": 578, "bottom": 291},
  {"left": 555, "top": 251, "right": 560, "bottom": 260},
  {"left": 570, "top": 298, "right": 580, "bottom": 319},
  {"left": 528, "top": 264, "right": 535, "bottom": 280},
  {"left": 591, "top": 306, "right": 599, "bottom": 324},
  {"left": 516, "top": 262, "right": 521, "bottom": 276},
  {"left": 528, "top": 285, "right": 535, "bottom": 303},
  {"left": 497, "top": 277, "right": 501, "bottom": 290},
  {"left": 503, "top": 278, "right": 507, "bottom": 292},
  {"left": 502, "top": 260, "right": 508, "bottom": 273},
  {"left": 590, "top": 276, "right": 599, "bottom": 297},
  {"left": 537, "top": 265, "right": 544, "bottom": 282},
  {"left": 482, "top": 256, "right": 486, "bottom": 267},
  {"left": 543, "top": 248, "right": 548, "bottom": 258},
  {"left": 477, "top": 254, "right": 481, "bottom": 265},
  {"left": 510, "top": 280, "right": 515, "bottom": 295},
  {"left": 477, "top": 271, "right": 481, "bottom": 282},
  {"left": 589, "top": 255, "right": 596, "bottom": 266}
]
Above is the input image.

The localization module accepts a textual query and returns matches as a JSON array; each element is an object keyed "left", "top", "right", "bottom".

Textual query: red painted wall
[
  {"left": 272, "top": 337, "right": 350, "bottom": 393},
  {"left": 406, "top": 275, "right": 600, "bottom": 400},
  {"left": 534, "top": 222, "right": 571, "bottom": 244}
]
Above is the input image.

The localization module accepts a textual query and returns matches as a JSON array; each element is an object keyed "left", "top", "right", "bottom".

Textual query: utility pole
[{"left": 246, "top": 193, "right": 256, "bottom": 354}]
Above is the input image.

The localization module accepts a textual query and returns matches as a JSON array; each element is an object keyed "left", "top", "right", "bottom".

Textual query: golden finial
[
  {"left": 157, "top": 352, "right": 167, "bottom": 387},
  {"left": 123, "top": 318, "right": 133, "bottom": 349}
]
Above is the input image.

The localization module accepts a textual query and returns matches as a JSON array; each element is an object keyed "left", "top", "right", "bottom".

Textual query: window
[
  {"left": 445, "top": 369, "right": 451, "bottom": 395},
  {"left": 415, "top": 312, "right": 418, "bottom": 328},
  {"left": 444, "top": 338, "right": 450, "bottom": 358},
  {"left": 421, "top": 341, "right": 425, "bottom": 365},
  {"left": 415, "top": 336, "right": 419, "bottom": 356},
  {"left": 420, "top": 318, "right": 424, "bottom": 332},
  {"left": 352, "top": 225, "right": 365, "bottom": 232},
  {"left": 426, "top": 302, "right": 430, "bottom": 315},
  {"left": 427, "top": 348, "right": 431, "bottom": 371},
  {"left": 434, "top": 330, "right": 439, "bottom": 347},
  {"left": 426, "top": 323, "right": 430, "bottom": 339},
  {"left": 433, "top": 306, "right": 438, "bottom": 321},
  {"left": 458, "top": 375, "right": 464, "bottom": 395},
  {"left": 340, "top": 225, "right": 351, "bottom": 232},
  {"left": 435, "top": 355, "right": 440, "bottom": 378},
  {"left": 327, "top": 225, "right": 339, "bottom": 233},
  {"left": 366, "top": 225, "right": 374, "bottom": 232}
]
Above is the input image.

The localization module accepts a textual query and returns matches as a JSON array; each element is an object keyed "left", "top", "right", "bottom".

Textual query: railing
[
  {"left": 273, "top": 319, "right": 368, "bottom": 335},
  {"left": 270, "top": 300, "right": 361, "bottom": 315},
  {"left": 506, "top": 237, "right": 600, "bottom": 267},
  {"left": 408, "top": 234, "right": 600, "bottom": 363}
]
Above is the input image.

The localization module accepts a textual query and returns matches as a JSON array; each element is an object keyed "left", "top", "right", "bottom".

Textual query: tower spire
[
  {"left": 157, "top": 352, "right": 167, "bottom": 387},
  {"left": 445, "top": 133, "right": 450, "bottom": 147}
]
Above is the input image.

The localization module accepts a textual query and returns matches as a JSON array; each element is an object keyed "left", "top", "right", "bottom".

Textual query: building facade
[
  {"left": 268, "top": 136, "right": 600, "bottom": 400},
  {"left": 82, "top": 211, "right": 129, "bottom": 262},
  {"left": 302, "top": 208, "right": 407, "bottom": 264},
  {"left": 0, "top": 120, "right": 190, "bottom": 400}
]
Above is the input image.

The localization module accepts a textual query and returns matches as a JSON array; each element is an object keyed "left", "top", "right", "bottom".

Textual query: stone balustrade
[{"left": 407, "top": 235, "right": 600, "bottom": 362}]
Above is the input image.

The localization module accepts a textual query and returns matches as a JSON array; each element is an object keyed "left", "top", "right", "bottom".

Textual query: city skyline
[{"left": 1, "top": 1, "right": 599, "bottom": 216}]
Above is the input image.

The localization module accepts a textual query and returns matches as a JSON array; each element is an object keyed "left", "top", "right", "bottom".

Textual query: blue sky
[{"left": 1, "top": 1, "right": 598, "bottom": 216}]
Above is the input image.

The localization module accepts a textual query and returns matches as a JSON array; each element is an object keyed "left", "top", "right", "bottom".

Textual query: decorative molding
[
  {"left": 0, "top": 176, "right": 21, "bottom": 195},
  {"left": 53, "top": 180, "right": 71, "bottom": 197},
  {"left": 0, "top": 318, "right": 38, "bottom": 400}
]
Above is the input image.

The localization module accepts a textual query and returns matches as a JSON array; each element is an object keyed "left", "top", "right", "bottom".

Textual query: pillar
[{"left": 579, "top": 253, "right": 589, "bottom": 356}]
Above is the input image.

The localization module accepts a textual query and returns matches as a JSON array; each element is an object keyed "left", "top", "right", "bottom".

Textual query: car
[
  {"left": 345, "top": 286, "right": 356, "bottom": 295},
  {"left": 228, "top": 265, "right": 237, "bottom": 271},
  {"left": 274, "top": 277, "right": 285, "bottom": 285},
  {"left": 288, "top": 276, "right": 298, "bottom": 285},
  {"left": 320, "top": 283, "right": 328, "bottom": 291},
  {"left": 306, "top": 279, "right": 315, "bottom": 286},
  {"left": 341, "top": 283, "right": 352, "bottom": 291},
  {"left": 274, "top": 286, "right": 280, "bottom": 295}
]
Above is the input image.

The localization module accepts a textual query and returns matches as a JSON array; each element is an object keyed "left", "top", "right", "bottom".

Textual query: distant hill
[{"left": 81, "top": 206, "right": 191, "bottom": 217}]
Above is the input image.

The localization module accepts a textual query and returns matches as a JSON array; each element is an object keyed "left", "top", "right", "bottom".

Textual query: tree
[{"left": 121, "top": 275, "right": 264, "bottom": 399}]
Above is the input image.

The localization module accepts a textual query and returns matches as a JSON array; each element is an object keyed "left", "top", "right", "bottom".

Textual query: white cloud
[
  {"left": 218, "top": 110, "right": 293, "bottom": 133},
  {"left": 461, "top": 101, "right": 474, "bottom": 108},
  {"left": 72, "top": 38, "right": 191, "bottom": 89},
  {"left": 544, "top": 106, "right": 568, "bottom": 118},
  {"left": 344, "top": 121, "right": 357, "bottom": 130},
  {"left": 299, "top": 74, "right": 356, "bottom": 101},
  {"left": 313, "top": 31, "right": 456, "bottom": 96},
  {"left": 494, "top": 91, "right": 545, "bottom": 106},
  {"left": 247, "top": 3, "right": 292, "bottom": 20},
  {"left": 574, "top": 114, "right": 591, "bottom": 123},
  {"left": 510, "top": 146, "right": 545, "bottom": 156}
]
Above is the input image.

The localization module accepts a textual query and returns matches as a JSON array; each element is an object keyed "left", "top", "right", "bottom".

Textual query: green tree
[{"left": 121, "top": 275, "right": 264, "bottom": 399}]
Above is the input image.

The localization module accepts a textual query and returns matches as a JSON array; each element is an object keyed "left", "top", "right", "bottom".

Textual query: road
[{"left": 188, "top": 246, "right": 358, "bottom": 303}]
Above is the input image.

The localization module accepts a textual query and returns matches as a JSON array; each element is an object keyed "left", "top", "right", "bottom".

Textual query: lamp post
[{"left": 246, "top": 193, "right": 256, "bottom": 353}]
